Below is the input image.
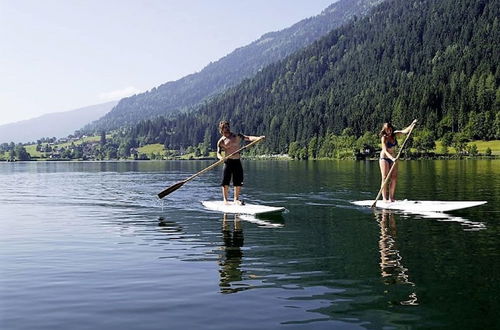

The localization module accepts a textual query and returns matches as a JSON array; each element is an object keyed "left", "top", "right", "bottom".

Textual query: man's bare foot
[
  {"left": 223, "top": 200, "right": 230, "bottom": 205},
  {"left": 234, "top": 200, "right": 244, "bottom": 206}
]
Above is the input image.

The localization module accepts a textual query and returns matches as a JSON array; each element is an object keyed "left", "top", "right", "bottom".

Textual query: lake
[{"left": 1, "top": 160, "right": 499, "bottom": 329}]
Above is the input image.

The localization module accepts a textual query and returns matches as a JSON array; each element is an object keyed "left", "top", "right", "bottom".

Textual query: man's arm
[
  {"left": 239, "top": 133, "right": 265, "bottom": 142},
  {"left": 216, "top": 137, "right": 224, "bottom": 160}
]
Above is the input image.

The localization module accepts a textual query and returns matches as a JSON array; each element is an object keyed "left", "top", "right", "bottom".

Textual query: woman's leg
[
  {"left": 379, "top": 159, "right": 390, "bottom": 202},
  {"left": 389, "top": 163, "right": 398, "bottom": 202}
]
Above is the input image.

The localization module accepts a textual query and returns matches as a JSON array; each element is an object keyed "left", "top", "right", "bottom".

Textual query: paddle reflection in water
[
  {"left": 219, "top": 213, "right": 245, "bottom": 294},
  {"left": 375, "top": 209, "right": 418, "bottom": 306}
]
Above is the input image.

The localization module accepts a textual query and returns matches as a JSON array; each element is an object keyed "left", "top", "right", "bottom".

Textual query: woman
[
  {"left": 379, "top": 120, "right": 417, "bottom": 202},
  {"left": 217, "top": 121, "right": 264, "bottom": 204}
]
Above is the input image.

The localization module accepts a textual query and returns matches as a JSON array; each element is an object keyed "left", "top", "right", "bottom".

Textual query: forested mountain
[
  {"left": 0, "top": 101, "right": 117, "bottom": 144},
  {"left": 83, "top": 0, "right": 383, "bottom": 133},
  {"left": 121, "top": 0, "right": 498, "bottom": 155}
]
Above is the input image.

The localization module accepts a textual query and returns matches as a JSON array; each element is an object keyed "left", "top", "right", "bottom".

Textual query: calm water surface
[{"left": 1, "top": 160, "right": 499, "bottom": 329}]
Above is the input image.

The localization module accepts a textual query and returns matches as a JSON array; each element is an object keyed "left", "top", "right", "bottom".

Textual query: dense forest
[
  {"left": 104, "top": 0, "right": 498, "bottom": 158},
  {"left": 82, "top": 0, "right": 383, "bottom": 133}
]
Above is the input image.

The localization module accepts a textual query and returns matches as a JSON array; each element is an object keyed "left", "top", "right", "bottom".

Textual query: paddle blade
[{"left": 157, "top": 181, "right": 185, "bottom": 199}]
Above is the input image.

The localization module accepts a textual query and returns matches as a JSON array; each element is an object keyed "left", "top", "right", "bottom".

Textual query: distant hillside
[
  {"left": 0, "top": 101, "right": 118, "bottom": 144},
  {"left": 83, "top": 0, "right": 383, "bottom": 133},
  {"left": 126, "top": 0, "right": 498, "bottom": 152}
]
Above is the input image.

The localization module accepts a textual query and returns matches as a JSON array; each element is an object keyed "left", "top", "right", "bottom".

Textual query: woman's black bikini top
[{"left": 385, "top": 137, "right": 398, "bottom": 148}]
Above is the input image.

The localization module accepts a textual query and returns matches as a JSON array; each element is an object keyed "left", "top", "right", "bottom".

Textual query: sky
[{"left": 0, "top": 0, "right": 335, "bottom": 125}]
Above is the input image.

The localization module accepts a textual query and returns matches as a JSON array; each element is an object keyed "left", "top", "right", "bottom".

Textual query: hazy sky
[{"left": 0, "top": 0, "right": 335, "bottom": 125}]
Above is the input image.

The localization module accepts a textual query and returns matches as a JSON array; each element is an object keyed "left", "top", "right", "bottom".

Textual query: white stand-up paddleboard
[
  {"left": 202, "top": 201, "right": 285, "bottom": 215},
  {"left": 352, "top": 200, "right": 487, "bottom": 213}
]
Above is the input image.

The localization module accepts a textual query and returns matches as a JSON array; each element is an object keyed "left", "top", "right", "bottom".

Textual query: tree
[
  {"left": 466, "top": 144, "right": 478, "bottom": 156},
  {"left": 100, "top": 131, "right": 107, "bottom": 146},
  {"left": 288, "top": 142, "right": 300, "bottom": 159},
  {"left": 452, "top": 133, "right": 468, "bottom": 155},
  {"left": 307, "top": 136, "right": 318, "bottom": 159},
  {"left": 440, "top": 144, "right": 449, "bottom": 155},
  {"left": 413, "top": 130, "right": 435, "bottom": 153},
  {"left": 495, "top": 111, "right": 500, "bottom": 139},
  {"left": 73, "top": 147, "right": 83, "bottom": 159},
  {"left": 441, "top": 132, "right": 453, "bottom": 147},
  {"left": 15, "top": 145, "right": 31, "bottom": 161},
  {"left": 61, "top": 148, "right": 72, "bottom": 159},
  {"left": 107, "top": 147, "right": 118, "bottom": 159},
  {"left": 341, "top": 127, "right": 354, "bottom": 136}
]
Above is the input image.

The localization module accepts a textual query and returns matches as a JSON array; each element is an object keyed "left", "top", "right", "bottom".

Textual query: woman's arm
[{"left": 395, "top": 119, "right": 418, "bottom": 136}]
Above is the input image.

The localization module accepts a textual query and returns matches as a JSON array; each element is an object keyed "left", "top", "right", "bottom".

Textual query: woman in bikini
[{"left": 379, "top": 120, "right": 417, "bottom": 202}]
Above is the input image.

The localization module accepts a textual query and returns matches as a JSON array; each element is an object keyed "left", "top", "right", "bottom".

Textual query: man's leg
[
  {"left": 233, "top": 160, "right": 244, "bottom": 204},
  {"left": 222, "top": 185, "right": 230, "bottom": 204},
  {"left": 234, "top": 186, "right": 241, "bottom": 204}
]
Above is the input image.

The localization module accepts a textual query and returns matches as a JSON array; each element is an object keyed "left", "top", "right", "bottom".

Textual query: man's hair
[{"left": 219, "top": 121, "right": 230, "bottom": 134}]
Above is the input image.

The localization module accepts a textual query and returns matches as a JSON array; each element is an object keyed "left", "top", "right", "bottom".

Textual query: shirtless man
[{"left": 216, "top": 121, "right": 264, "bottom": 204}]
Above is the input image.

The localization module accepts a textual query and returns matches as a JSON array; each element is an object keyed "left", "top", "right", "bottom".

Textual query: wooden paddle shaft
[
  {"left": 183, "top": 136, "right": 264, "bottom": 183},
  {"left": 372, "top": 121, "right": 417, "bottom": 207}
]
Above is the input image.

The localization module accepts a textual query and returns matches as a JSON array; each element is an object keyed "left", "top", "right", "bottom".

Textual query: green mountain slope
[
  {"left": 82, "top": 0, "right": 383, "bottom": 133},
  {"left": 129, "top": 0, "right": 498, "bottom": 153}
]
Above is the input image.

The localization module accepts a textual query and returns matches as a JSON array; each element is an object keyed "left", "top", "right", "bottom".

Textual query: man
[{"left": 216, "top": 121, "right": 264, "bottom": 204}]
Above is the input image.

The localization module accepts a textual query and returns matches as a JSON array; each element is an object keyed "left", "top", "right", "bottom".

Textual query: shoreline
[{"left": 1, "top": 155, "right": 499, "bottom": 162}]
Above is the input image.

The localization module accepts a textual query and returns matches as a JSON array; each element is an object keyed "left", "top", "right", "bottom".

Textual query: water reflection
[
  {"left": 239, "top": 214, "right": 285, "bottom": 228},
  {"left": 157, "top": 216, "right": 183, "bottom": 233},
  {"left": 375, "top": 209, "right": 418, "bottom": 306},
  {"left": 219, "top": 213, "right": 245, "bottom": 294},
  {"left": 412, "top": 212, "right": 486, "bottom": 231}
]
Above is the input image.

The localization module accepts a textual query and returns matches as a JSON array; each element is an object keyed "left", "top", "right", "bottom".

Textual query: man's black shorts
[{"left": 221, "top": 159, "right": 243, "bottom": 186}]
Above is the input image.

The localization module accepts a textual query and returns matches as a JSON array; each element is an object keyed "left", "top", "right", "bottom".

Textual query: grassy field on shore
[{"left": 434, "top": 140, "right": 500, "bottom": 156}]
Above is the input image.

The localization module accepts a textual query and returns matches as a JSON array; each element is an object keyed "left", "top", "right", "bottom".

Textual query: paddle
[
  {"left": 371, "top": 120, "right": 417, "bottom": 208},
  {"left": 157, "top": 136, "right": 265, "bottom": 199}
]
